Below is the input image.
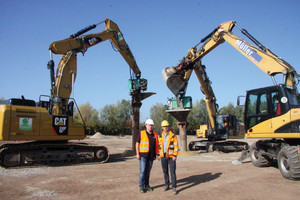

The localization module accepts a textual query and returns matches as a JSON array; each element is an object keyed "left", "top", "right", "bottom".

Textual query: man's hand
[
  {"left": 135, "top": 142, "right": 140, "bottom": 160},
  {"left": 172, "top": 156, "right": 177, "bottom": 161}
]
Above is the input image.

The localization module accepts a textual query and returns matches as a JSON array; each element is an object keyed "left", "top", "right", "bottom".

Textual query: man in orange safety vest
[
  {"left": 158, "top": 120, "right": 179, "bottom": 195},
  {"left": 136, "top": 119, "right": 160, "bottom": 193}
]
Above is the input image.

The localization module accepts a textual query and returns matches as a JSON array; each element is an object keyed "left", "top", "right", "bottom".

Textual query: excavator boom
[
  {"left": 49, "top": 19, "right": 141, "bottom": 75},
  {"left": 163, "top": 20, "right": 299, "bottom": 96}
]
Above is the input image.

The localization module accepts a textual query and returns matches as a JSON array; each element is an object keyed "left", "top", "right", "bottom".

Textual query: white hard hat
[{"left": 145, "top": 119, "right": 154, "bottom": 125}]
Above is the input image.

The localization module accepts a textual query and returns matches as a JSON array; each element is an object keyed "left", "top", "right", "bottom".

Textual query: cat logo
[
  {"left": 84, "top": 37, "right": 102, "bottom": 47},
  {"left": 54, "top": 117, "right": 67, "bottom": 126},
  {"left": 52, "top": 116, "right": 68, "bottom": 136}
]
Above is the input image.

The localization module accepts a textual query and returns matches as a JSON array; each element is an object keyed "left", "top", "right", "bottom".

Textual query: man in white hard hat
[{"left": 136, "top": 119, "right": 159, "bottom": 193}]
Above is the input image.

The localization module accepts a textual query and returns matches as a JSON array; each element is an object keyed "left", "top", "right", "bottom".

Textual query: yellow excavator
[
  {"left": 164, "top": 59, "right": 247, "bottom": 152},
  {"left": 162, "top": 20, "right": 300, "bottom": 180},
  {"left": 0, "top": 19, "right": 150, "bottom": 167}
]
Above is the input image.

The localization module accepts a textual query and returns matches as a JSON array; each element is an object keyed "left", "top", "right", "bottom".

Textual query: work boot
[
  {"left": 139, "top": 186, "right": 145, "bottom": 193},
  {"left": 172, "top": 187, "right": 178, "bottom": 195},
  {"left": 163, "top": 185, "right": 169, "bottom": 191},
  {"left": 145, "top": 185, "right": 153, "bottom": 192}
]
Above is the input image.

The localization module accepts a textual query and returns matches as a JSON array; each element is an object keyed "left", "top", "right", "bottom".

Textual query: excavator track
[
  {"left": 0, "top": 141, "right": 109, "bottom": 168},
  {"left": 189, "top": 140, "right": 249, "bottom": 153},
  {"left": 212, "top": 141, "right": 249, "bottom": 153}
]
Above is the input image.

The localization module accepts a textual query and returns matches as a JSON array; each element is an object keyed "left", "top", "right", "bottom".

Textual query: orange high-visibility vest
[
  {"left": 159, "top": 130, "right": 179, "bottom": 158},
  {"left": 139, "top": 130, "right": 159, "bottom": 155}
]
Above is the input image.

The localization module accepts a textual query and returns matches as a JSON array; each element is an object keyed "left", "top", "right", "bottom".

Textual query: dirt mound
[{"left": 89, "top": 132, "right": 106, "bottom": 139}]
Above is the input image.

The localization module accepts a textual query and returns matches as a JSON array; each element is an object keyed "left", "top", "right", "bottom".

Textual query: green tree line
[{"left": 74, "top": 99, "right": 244, "bottom": 136}]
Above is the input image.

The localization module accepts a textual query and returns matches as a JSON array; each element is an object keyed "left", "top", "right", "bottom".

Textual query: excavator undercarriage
[
  {"left": 189, "top": 140, "right": 249, "bottom": 153},
  {"left": 0, "top": 141, "right": 108, "bottom": 168}
]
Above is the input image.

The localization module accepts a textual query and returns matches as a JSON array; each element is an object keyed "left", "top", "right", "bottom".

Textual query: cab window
[
  {"left": 286, "top": 88, "right": 299, "bottom": 107},
  {"left": 246, "top": 91, "right": 269, "bottom": 129}
]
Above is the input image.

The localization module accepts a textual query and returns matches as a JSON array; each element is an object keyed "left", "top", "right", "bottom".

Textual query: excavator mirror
[{"left": 237, "top": 96, "right": 245, "bottom": 106}]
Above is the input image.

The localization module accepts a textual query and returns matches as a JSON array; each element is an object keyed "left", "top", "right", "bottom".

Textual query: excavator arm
[
  {"left": 49, "top": 19, "right": 141, "bottom": 75},
  {"left": 163, "top": 20, "right": 299, "bottom": 96},
  {"left": 47, "top": 19, "right": 143, "bottom": 115}
]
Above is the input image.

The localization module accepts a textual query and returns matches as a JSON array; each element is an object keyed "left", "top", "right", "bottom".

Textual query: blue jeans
[
  {"left": 161, "top": 157, "right": 177, "bottom": 188},
  {"left": 139, "top": 157, "right": 154, "bottom": 187}
]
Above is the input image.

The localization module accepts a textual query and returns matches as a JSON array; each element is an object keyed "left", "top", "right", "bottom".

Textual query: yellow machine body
[{"left": 0, "top": 104, "right": 84, "bottom": 141}]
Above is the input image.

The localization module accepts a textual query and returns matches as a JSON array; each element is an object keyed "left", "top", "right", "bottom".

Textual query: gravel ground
[{"left": 0, "top": 135, "right": 299, "bottom": 200}]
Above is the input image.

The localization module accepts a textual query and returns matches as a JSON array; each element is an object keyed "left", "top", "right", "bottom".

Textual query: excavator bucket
[{"left": 162, "top": 67, "right": 187, "bottom": 96}]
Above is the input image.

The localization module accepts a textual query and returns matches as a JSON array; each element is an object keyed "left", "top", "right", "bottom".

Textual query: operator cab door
[{"left": 244, "top": 86, "right": 288, "bottom": 135}]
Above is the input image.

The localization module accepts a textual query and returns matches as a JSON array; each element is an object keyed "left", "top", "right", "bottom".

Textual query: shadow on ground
[
  {"left": 153, "top": 172, "right": 222, "bottom": 193},
  {"left": 108, "top": 153, "right": 135, "bottom": 163}
]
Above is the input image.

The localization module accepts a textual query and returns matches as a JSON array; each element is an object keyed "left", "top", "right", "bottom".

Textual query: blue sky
[{"left": 0, "top": 0, "right": 299, "bottom": 122}]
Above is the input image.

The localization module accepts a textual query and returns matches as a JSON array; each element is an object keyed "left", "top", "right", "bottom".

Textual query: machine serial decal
[{"left": 235, "top": 40, "right": 262, "bottom": 63}]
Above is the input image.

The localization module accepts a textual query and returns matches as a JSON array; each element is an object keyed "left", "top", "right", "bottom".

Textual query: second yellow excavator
[
  {"left": 164, "top": 60, "right": 247, "bottom": 152},
  {"left": 162, "top": 20, "right": 300, "bottom": 180}
]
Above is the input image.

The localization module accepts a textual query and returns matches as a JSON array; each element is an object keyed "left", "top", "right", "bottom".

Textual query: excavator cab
[
  {"left": 244, "top": 84, "right": 300, "bottom": 137},
  {"left": 200, "top": 113, "right": 241, "bottom": 141},
  {"left": 215, "top": 114, "right": 238, "bottom": 139}
]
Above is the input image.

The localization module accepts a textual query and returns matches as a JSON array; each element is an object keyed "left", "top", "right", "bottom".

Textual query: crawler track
[
  {"left": 189, "top": 140, "right": 249, "bottom": 153},
  {"left": 0, "top": 141, "right": 109, "bottom": 168}
]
